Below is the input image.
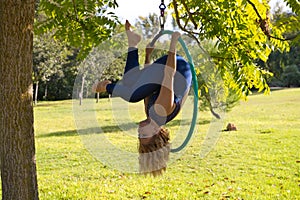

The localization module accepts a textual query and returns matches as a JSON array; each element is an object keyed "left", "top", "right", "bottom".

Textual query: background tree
[
  {"left": 266, "top": 45, "right": 300, "bottom": 86},
  {"left": 76, "top": 47, "right": 115, "bottom": 104},
  {"left": 281, "top": 64, "right": 300, "bottom": 87},
  {"left": 33, "top": 33, "right": 70, "bottom": 104},
  {"left": 35, "top": 48, "right": 80, "bottom": 101},
  {"left": 264, "top": 1, "right": 300, "bottom": 87},
  {"left": 136, "top": 14, "right": 161, "bottom": 39},
  {"left": 0, "top": 0, "right": 39, "bottom": 199}
]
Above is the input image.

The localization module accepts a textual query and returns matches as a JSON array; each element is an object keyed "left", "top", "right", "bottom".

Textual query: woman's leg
[
  {"left": 153, "top": 32, "right": 181, "bottom": 117},
  {"left": 124, "top": 48, "right": 139, "bottom": 74},
  {"left": 107, "top": 66, "right": 163, "bottom": 102},
  {"left": 122, "top": 48, "right": 140, "bottom": 86},
  {"left": 123, "top": 20, "right": 141, "bottom": 76}
]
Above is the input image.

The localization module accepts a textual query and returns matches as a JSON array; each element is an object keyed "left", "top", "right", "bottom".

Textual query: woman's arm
[
  {"left": 143, "top": 44, "right": 155, "bottom": 116},
  {"left": 154, "top": 32, "right": 181, "bottom": 117}
]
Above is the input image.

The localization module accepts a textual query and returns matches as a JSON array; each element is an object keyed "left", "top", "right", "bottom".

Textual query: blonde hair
[{"left": 138, "top": 128, "right": 171, "bottom": 176}]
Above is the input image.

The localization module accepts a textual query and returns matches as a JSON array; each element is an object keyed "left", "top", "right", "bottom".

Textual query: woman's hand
[
  {"left": 145, "top": 44, "right": 154, "bottom": 65},
  {"left": 171, "top": 31, "right": 181, "bottom": 42},
  {"left": 146, "top": 44, "right": 154, "bottom": 57},
  {"left": 169, "top": 32, "right": 181, "bottom": 53}
]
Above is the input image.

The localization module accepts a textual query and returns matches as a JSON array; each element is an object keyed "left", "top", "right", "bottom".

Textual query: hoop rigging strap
[
  {"left": 159, "top": 0, "right": 166, "bottom": 30},
  {"left": 150, "top": 30, "right": 199, "bottom": 153}
]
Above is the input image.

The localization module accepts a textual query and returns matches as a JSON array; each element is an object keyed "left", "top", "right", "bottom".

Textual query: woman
[{"left": 92, "top": 20, "right": 192, "bottom": 176}]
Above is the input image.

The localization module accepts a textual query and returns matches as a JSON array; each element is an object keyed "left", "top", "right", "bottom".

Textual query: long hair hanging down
[{"left": 138, "top": 128, "right": 171, "bottom": 176}]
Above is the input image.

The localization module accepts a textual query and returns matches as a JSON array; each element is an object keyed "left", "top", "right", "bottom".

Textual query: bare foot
[
  {"left": 125, "top": 20, "right": 141, "bottom": 47},
  {"left": 92, "top": 80, "right": 111, "bottom": 93}
]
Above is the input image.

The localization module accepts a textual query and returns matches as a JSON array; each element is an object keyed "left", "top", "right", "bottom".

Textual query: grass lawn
[{"left": 32, "top": 88, "right": 300, "bottom": 199}]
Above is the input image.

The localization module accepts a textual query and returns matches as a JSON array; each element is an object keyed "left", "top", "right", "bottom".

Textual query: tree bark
[
  {"left": 0, "top": 0, "right": 39, "bottom": 199},
  {"left": 79, "top": 75, "right": 85, "bottom": 105},
  {"left": 96, "top": 92, "right": 99, "bottom": 103},
  {"left": 43, "top": 84, "right": 48, "bottom": 100}
]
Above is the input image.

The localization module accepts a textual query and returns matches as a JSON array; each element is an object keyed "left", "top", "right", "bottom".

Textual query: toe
[{"left": 125, "top": 20, "right": 131, "bottom": 30}]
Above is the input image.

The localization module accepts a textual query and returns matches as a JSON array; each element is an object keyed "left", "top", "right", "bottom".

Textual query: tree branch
[
  {"left": 271, "top": 31, "right": 300, "bottom": 41},
  {"left": 246, "top": 0, "right": 298, "bottom": 41},
  {"left": 246, "top": 0, "right": 263, "bottom": 20},
  {"left": 203, "top": 92, "right": 221, "bottom": 119},
  {"left": 180, "top": 0, "right": 198, "bottom": 29},
  {"left": 72, "top": 0, "right": 78, "bottom": 21},
  {"left": 172, "top": 0, "right": 201, "bottom": 45}
]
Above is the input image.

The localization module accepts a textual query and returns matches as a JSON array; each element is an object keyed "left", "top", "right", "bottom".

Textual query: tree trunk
[
  {"left": 34, "top": 81, "right": 39, "bottom": 105},
  {"left": 96, "top": 92, "right": 99, "bottom": 103},
  {"left": 85, "top": 87, "right": 89, "bottom": 98},
  {"left": 43, "top": 84, "right": 48, "bottom": 100},
  {"left": 79, "top": 75, "right": 85, "bottom": 105},
  {"left": 0, "top": 0, "right": 39, "bottom": 200}
]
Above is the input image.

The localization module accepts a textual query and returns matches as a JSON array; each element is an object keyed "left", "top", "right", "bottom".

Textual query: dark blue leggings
[{"left": 106, "top": 47, "right": 192, "bottom": 103}]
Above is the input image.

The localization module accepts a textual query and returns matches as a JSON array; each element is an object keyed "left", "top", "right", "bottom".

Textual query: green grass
[{"left": 32, "top": 88, "right": 300, "bottom": 199}]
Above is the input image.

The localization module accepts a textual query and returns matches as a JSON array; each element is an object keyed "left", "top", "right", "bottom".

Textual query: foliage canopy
[{"left": 36, "top": 0, "right": 119, "bottom": 59}]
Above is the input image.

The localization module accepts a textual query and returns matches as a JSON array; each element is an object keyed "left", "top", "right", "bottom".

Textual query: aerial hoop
[{"left": 150, "top": 30, "right": 199, "bottom": 153}]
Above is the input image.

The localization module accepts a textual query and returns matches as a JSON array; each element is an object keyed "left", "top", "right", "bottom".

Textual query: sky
[{"left": 114, "top": 0, "right": 291, "bottom": 23}]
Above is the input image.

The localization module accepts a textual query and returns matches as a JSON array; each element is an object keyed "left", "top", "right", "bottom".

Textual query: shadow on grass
[
  {"left": 166, "top": 119, "right": 210, "bottom": 127},
  {"left": 34, "top": 100, "right": 71, "bottom": 107},
  {"left": 36, "top": 125, "right": 123, "bottom": 138},
  {"left": 37, "top": 119, "right": 211, "bottom": 138},
  {"left": 36, "top": 129, "right": 78, "bottom": 138},
  {"left": 249, "top": 87, "right": 288, "bottom": 96}
]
